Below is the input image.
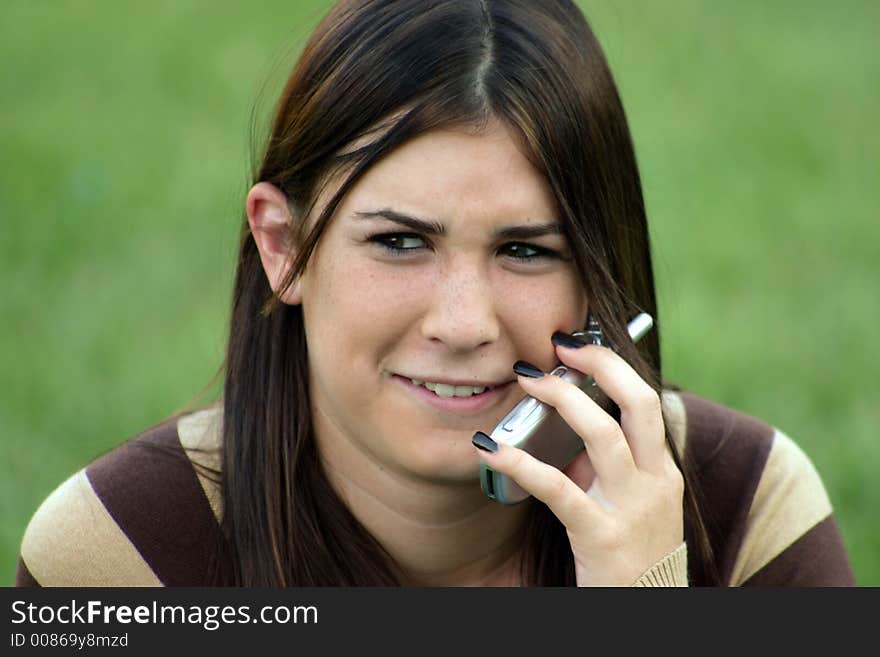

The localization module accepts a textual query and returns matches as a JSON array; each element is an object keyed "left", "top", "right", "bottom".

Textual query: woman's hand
[{"left": 473, "top": 336, "right": 685, "bottom": 586}]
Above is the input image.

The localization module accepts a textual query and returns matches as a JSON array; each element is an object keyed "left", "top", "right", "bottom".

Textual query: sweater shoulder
[
  {"left": 664, "top": 390, "right": 852, "bottom": 585},
  {"left": 17, "top": 405, "right": 229, "bottom": 587}
]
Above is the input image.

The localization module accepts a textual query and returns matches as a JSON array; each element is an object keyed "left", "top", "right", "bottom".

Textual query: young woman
[{"left": 16, "top": 0, "right": 855, "bottom": 586}]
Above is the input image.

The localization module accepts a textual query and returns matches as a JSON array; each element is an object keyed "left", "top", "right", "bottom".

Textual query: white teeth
[
  {"left": 458, "top": 385, "right": 487, "bottom": 396},
  {"left": 431, "top": 383, "right": 457, "bottom": 398},
  {"left": 412, "top": 380, "right": 488, "bottom": 397}
]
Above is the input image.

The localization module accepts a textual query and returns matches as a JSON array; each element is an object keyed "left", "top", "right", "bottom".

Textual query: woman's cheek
[
  {"left": 314, "top": 253, "right": 424, "bottom": 316},
  {"left": 495, "top": 270, "right": 585, "bottom": 326},
  {"left": 355, "top": 262, "right": 435, "bottom": 309},
  {"left": 512, "top": 275, "right": 587, "bottom": 368}
]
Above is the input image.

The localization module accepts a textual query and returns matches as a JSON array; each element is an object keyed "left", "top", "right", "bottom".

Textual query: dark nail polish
[
  {"left": 472, "top": 431, "right": 498, "bottom": 453},
  {"left": 551, "top": 331, "right": 588, "bottom": 349},
  {"left": 513, "top": 360, "right": 544, "bottom": 378}
]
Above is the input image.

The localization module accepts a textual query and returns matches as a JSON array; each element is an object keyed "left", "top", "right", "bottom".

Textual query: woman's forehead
[{"left": 336, "top": 123, "right": 556, "bottom": 222}]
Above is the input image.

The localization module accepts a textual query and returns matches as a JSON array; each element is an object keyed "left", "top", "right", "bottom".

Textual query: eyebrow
[{"left": 353, "top": 209, "right": 562, "bottom": 240}]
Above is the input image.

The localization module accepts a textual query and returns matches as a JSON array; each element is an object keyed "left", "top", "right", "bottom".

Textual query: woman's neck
[
  {"left": 325, "top": 459, "right": 532, "bottom": 586},
  {"left": 313, "top": 418, "right": 534, "bottom": 586}
]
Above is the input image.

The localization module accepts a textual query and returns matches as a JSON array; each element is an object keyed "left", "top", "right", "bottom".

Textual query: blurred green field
[{"left": 2, "top": 1, "right": 877, "bottom": 586}]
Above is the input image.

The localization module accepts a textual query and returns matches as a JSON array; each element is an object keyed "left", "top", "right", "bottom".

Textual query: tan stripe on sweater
[
  {"left": 728, "top": 429, "right": 832, "bottom": 586},
  {"left": 20, "top": 469, "right": 161, "bottom": 586},
  {"left": 177, "top": 405, "right": 224, "bottom": 523},
  {"left": 661, "top": 390, "right": 689, "bottom": 458}
]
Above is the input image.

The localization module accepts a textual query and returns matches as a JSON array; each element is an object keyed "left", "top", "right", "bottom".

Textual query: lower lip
[{"left": 393, "top": 375, "right": 514, "bottom": 414}]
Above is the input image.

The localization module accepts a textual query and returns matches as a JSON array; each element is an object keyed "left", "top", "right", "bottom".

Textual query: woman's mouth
[
  {"left": 392, "top": 375, "right": 515, "bottom": 414},
  {"left": 409, "top": 379, "right": 492, "bottom": 397}
]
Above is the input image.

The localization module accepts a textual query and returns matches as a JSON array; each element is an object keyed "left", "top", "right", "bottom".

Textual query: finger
[
  {"left": 515, "top": 371, "right": 637, "bottom": 488},
  {"left": 474, "top": 435, "right": 600, "bottom": 534},
  {"left": 551, "top": 340, "right": 668, "bottom": 472}
]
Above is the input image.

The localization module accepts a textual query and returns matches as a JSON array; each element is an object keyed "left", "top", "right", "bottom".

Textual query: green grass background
[{"left": 2, "top": 1, "right": 877, "bottom": 585}]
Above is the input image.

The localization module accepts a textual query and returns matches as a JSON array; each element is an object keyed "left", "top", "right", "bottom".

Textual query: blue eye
[
  {"left": 500, "top": 243, "right": 559, "bottom": 262},
  {"left": 370, "top": 233, "right": 427, "bottom": 254}
]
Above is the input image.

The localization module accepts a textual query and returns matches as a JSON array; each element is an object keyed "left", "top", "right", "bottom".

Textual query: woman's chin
[{"left": 396, "top": 446, "right": 484, "bottom": 488}]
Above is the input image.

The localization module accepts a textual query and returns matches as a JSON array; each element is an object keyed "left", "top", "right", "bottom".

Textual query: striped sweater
[{"left": 14, "top": 391, "right": 856, "bottom": 586}]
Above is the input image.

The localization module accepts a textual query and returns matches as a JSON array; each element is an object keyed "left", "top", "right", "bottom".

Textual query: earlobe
[
  {"left": 279, "top": 277, "right": 303, "bottom": 306},
  {"left": 246, "top": 181, "right": 303, "bottom": 305}
]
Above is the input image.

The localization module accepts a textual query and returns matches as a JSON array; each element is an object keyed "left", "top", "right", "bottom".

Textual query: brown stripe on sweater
[
  {"left": 679, "top": 392, "right": 775, "bottom": 585},
  {"left": 15, "top": 557, "right": 40, "bottom": 587},
  {"left": 86, "top": 419, "right": 232, "bottom": 586},
  {"left": 729, "top": 429, "right": 834, "bottom": 584},
  {"left": 742, "top": 515, "right": 856, "bottom": 586}
]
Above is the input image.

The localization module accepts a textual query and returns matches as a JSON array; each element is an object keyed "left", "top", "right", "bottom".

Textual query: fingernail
[
  {"left": 513, "top": 360, "right": 544, "bottom": 378},
  {"left": 472, "top": 431, "right": 498, "bottom": 453},
  {"left": 551, "top": 331, "right": 588, "bottom": 349}
]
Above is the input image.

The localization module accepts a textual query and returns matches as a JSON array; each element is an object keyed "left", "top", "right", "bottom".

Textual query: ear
[{"left": 246, "top": 181, "right": 303, "bottom": 305}]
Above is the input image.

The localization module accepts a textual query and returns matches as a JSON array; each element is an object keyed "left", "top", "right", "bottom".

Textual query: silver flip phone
[{"left": 479, "top": 312, "right": 654, "bottom": 504}]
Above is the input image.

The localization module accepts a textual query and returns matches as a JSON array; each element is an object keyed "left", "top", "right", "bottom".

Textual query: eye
[
  {"left": 369, "top": 232, "right": 428, "bottom": 254},
  {"left": 499, "top": 242, "right": 560, "bottom": 262}
]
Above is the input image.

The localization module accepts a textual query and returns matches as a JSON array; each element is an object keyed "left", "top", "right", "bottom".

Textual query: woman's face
[{"left": 300, "top": 120, "right": 588, "bottom": 484}]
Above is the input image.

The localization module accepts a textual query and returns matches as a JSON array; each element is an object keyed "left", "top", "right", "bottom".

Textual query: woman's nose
[{"left": 419, "top": 265, "right": 500, "bottom": 352}]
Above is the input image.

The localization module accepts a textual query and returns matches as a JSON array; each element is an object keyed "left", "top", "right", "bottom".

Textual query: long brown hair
[{"left": 219, "top": 0, "right": 718, "bottom": 586}]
